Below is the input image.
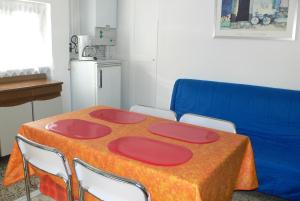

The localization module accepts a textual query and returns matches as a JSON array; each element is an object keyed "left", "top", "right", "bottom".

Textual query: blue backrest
[{"left": 170, "top": 79, "right": 300, "bottom": 146}]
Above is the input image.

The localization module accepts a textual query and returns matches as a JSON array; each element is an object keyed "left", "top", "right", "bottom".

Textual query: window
[{"left": 0, "top": 0, "right": 52, "bottom": 75}]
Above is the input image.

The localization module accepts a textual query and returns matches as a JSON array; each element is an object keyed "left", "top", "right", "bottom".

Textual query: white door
[
  {"left": 131, "top": 0, "right": 158, "bottom": 107},
  {"left": 33, "top": 97, "right": 63, "bottom": 120},
  {"left": 97, "top": 66, "right": 121, "bottom": 108},
  {"left": 0, "top": 103, "right": 32, "bottom": 156}
]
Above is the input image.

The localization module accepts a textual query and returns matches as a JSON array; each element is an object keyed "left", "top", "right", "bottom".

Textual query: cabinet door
[
  {"left": 0, "top": 103, "right": 32, "bottom": 156},
  {"left": 97, "top": 66, "right": 121, "bottom": 108},
  {"left": 96, "top": 0, "right": 117, "bottom": 28},
  {"left": 79, "top": 0, "right": 97, "bottom": 35},
  {"left": 33, "top": 97, "right": 63, "bottom": 120}
]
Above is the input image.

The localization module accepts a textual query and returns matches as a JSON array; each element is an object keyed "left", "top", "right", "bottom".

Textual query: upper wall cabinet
[
  {"left": 80, "top": 0, "right": 117, "bottom": 36},
  {"left": 96, "top": 0, "right": 117, "bottom": 28}
]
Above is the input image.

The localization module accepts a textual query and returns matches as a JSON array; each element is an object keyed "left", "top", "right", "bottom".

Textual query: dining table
[{"left": 3, "top": 106, "right": 258, "bottom": 201}]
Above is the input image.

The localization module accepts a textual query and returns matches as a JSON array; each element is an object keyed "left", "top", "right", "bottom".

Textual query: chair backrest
[
  {"left": 73, "top": 158, "right": 151, "bottom": 201},
  {"left": 16, "top": 135, "right": 71, "bottom": 181},
  {"left": 180, "top": 113, "right": 237, "bottom": 133},
  {"left": 130, "top": 105, "right": 176, "bottom": 121}
]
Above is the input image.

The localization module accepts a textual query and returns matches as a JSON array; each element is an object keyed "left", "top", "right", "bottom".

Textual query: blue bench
[{"left": 170, "top": 79, "right": 300, "bottom": 201}]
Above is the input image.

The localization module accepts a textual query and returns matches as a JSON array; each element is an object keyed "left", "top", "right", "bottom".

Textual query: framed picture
[{"left": 214, "top": 0, "right": 298, "bottom": 40}]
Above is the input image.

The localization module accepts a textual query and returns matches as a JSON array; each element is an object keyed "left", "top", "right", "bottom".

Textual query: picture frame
[{"left": 214, "top": 0, "right": 298, "bottom": 40}]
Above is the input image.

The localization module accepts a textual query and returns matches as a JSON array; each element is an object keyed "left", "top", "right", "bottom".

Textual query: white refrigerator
[{"left": 70, "top": 60, "right": 121, "bottom": 110}]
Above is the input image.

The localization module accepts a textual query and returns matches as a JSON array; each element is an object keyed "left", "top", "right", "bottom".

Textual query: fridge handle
[{"left": 99, "top": 69, "right": 103, "bottom": 88}]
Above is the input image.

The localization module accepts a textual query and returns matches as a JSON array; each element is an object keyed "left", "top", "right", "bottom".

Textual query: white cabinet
[
  {"left": 97, "top": 66, "right": 121, "bottom": 108},
  {"left": 0, "top": 103, "right": 32, "bottom": 156},
  {"left": 79, "top": 0, "right": 117, "bottom": 36},
  {"left": 96, "top": 0, "right": 117, "bottom": 28},
  {"left": 33, "top": 97, "right": 63, "bottom": 120},
  {"left": 71, "top": 60, "right": 121, "bottom": 110}
]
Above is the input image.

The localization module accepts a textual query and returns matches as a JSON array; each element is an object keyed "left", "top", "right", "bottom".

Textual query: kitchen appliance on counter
[
  {"left": 81, "top": 45, "right": 97, "bottom": 60},
  {"left": 71, "top": 35, "right": 97, "bottom": 61},
  {"left": 70, "top": 59, "right": 121, "bottom": 110}
]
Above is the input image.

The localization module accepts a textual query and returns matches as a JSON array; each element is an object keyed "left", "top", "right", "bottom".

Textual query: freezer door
[
  {"left": 97, "top": 66, "right": 121, "bottom": 108},
  {"left": 71, "top": 61, "right": 98, "bottom": 110}
]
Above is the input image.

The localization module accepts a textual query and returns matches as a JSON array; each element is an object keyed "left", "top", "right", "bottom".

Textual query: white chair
[
  {"left": 73, "top": 158, "right": 151, "bottom": 201},
  {"left": 179, "top": 113, "right": 237, "bottom": 133},
  {"left": 130, "top": 105, "right": 176, "bottom": 121},
  {"left": 15, "top": 135, "right": 73, "bottom": 201}
]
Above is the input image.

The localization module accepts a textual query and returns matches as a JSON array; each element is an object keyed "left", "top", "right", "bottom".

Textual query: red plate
[
  {"left": 148, "top": 122, "right": 219, "bottom": 144},
  {"left": 108, "top": 136, "right": 193, "bottom": 166},
  {"left": 90, "top": 109, "right": 146, "bottom": 124},
  {"left": 46, "top": 119, "right": 111, "bottom": 139}
]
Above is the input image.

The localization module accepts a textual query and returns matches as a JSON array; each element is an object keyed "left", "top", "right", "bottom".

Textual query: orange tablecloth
[{"left": 4, "top": 106, "right": 258, "bottom": 201}]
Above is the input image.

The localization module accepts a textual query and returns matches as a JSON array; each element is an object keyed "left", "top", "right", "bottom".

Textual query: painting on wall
[{"left": 214, "top": 0, "right": 298, "bottom": 39}]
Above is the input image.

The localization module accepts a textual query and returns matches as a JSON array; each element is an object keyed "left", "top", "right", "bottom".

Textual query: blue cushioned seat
[{"left": 170, "top": 79, "right": 300, "bottom": 201}]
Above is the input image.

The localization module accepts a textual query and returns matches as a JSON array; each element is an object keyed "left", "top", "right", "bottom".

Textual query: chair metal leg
[
  {"left": 66, "top": 176, "right": 74, "bottom": 201},
  {"left": 78, "top": 184, "right": 85, "bottom": 201},
  {"left": 22, "top": 158, "right": 31, "bottom": 201}
]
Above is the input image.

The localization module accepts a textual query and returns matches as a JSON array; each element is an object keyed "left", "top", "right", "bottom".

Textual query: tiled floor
[
  {"left": 0, "top": 157, "right": 38, "bottom": 201},
  {"left": 0, "top": 156, "right": 287, "bottom": 201},
  {"left": 15, "top": 190, "right": 54, "bottom": 201},
  {"left": 232, "top": 191, "right": 288, "bottom": 201}
]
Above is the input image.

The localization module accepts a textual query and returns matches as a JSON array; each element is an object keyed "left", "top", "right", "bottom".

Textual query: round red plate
[
  {"left": 89, "top": 109, "right": 146, "bottom": 124},
  {"left": 148, "top": 122, "right": 219, "bottom": 144},
  {"left": 108, "top": 136, "right": 193, "bottom": 166},
  {"left": 46, "top": 119, "right": 112, "bottom": 139}
]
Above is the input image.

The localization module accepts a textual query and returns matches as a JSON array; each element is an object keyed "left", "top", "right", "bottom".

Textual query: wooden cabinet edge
[{"left": 0, "top": 81, "right": 63, "bottom": 107}]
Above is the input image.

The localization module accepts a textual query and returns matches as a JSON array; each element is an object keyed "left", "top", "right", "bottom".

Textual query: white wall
[
  {"left": 51, "top": 0, "right": 70, "bottom": 112},
  {"left": 116, "top": 0, "right": 135, "bottom": 109},
  {"left": 116, "top": 0, "right": 300, "bottom": 109},
  {"left": 39, "top": 0, "right": 71, "bottom": 112}
]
